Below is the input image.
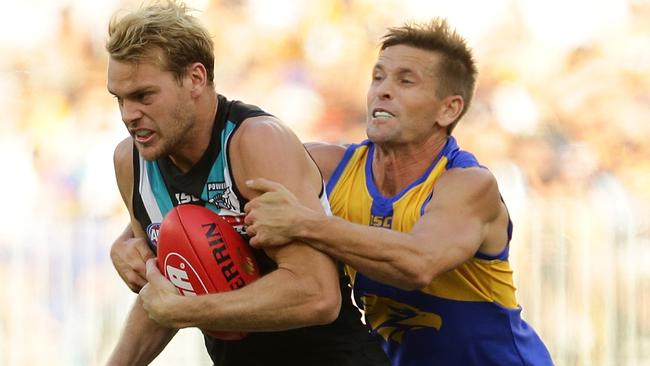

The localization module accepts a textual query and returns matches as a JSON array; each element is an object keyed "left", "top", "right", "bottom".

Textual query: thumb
[
  {"left": 246, "top": 178, "right": 286, "bottom": 194},
  {"left": 145, "top": 258, "right": 163, "bottom": 283}
]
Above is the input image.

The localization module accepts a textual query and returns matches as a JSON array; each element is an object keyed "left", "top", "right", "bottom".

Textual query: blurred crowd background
[{"left": 0, "top": 0, "right": 648, "bottom": 365}]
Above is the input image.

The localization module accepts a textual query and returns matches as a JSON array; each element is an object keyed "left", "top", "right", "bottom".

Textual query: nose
[
  {"left": 374, "top": 79, "right": 392, "bottom": 100},
  {"left": 121, "top": 100, "right": 143, "bottom": 125}
]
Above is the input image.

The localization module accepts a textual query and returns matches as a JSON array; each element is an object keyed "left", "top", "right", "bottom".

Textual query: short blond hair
[
  {"left": 382, "top": 18, "right": 477, "bottom": 134},
  {"left": 106, "top": 0, "right": 214, "bottom": 84}
]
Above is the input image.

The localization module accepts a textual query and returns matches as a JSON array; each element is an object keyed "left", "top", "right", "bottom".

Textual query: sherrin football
[{"left": 157, "top": 204, "right": 261, "bottom": 340}]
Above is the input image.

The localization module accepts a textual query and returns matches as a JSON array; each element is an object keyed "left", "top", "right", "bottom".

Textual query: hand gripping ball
[{"left": 157, "top": 204, "right": 261, "bottom": 340}]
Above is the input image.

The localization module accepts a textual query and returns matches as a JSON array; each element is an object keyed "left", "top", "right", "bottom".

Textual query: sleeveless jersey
[
  {"left": 132, "top": 94, "right": 389, "bottom": 366},
  {"left": 326, "top": 137, "right": 553, "bottom": 366}
]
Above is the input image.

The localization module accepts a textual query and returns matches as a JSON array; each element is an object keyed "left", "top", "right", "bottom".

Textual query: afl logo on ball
[
  {"left": 163, "top": 253, "right": 208, "bottom": 296},
  {"left": 146, "top": 223, "right": 161, "bottom": 248}
]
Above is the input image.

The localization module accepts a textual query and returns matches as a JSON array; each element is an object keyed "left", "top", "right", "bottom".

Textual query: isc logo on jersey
[{"left": 163, "top": 253, "right": 208, "bottom": 296}]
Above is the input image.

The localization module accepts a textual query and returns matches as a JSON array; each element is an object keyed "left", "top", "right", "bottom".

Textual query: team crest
[
  {"left": 362, "top": 294, "right": 442, "bottom": 344},
  {"left": 206, "top": 181, "right": 239, "bottom": 211}
]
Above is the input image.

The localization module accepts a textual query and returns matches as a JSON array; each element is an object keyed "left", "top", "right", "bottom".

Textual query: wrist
[
  {"left": 168, "top": 295, "right": 197, "bottom": 329},
  {"left": 297, "top": 210, "right": 328, "bottom": 242}
]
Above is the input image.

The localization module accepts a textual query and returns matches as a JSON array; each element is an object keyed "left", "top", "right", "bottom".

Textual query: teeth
[
  {"left": 135, "top": 130, "right": 152, "bottom": 138},
  {"left": 373, "top": 110, "right": 394, "bottom": 119}
]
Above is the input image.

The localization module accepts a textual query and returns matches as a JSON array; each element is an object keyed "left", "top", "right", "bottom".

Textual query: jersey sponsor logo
[
  {"left": 370, "top": 215, "right": 393, "bottom": 228},
  {"left": 146, "top": 223, "right": 161, "bottom": 248},
  {"left": 362, "top": 294, "right": 442, "bottom": 344},
  {"left": 202, "top": 222, "right": 247, "bottom": 290},
  {"left": 163, "top": 253, "right": 208, "bottom": 296},
  {"left": 175, "top": 192, "right": 200, "bottom": 204}
]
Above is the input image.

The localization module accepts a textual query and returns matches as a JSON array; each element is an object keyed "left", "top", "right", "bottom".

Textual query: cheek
[{"left": 366, "top": 89, "right": 374, "bottom": 106}]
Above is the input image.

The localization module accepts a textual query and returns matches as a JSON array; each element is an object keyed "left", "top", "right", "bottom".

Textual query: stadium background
[{"left": 0, "top": 0, "right": 648, "bottom": 364}]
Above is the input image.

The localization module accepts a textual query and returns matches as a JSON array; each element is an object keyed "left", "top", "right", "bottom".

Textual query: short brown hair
[
  {"left": 381, "top": 18, "right": 477, "bottom": 133},
  {"left": 106, "top": 0, "right": 214, "bottom": 84}
]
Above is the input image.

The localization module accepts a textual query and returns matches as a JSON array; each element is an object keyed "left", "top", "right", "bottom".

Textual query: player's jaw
[
  {"left": 366, "top": 106, "right": 402, "bottom": 143},
  {"left": 131, "top": 127, "right": 166, "bottom": 161},
  {"left": 132, "top": 101, "right": 196, "bottom": 161}
]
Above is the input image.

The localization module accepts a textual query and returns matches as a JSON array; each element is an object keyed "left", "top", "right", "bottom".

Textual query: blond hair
[
  {"left": 106, "top": 0, "right": 214, "bottom": 84},
  {"left": 381, "top": 18, "right": 477, "bottom": 133}
]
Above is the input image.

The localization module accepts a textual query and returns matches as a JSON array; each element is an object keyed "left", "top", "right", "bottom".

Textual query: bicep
[
  {"left": 114, "top": 137, "right": 134, "bottom": 209},
  {"left": 234, "top": 119, "right": 324, "bottom": 211},
  {"left": 304, "top": 142, "right": 346, "bottom": 183},
  {"left": 113, "top": 137, "right": 147, "bottom": 239},
  {"left": 410, "top": 168, "right": 501, "bottom": 272},
  {"left": 230, "top": 119, "right": 340, "bottom": 287}
]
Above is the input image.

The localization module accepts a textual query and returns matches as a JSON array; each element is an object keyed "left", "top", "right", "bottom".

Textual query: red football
[{"left": 157, "top": 204, "right": 261, "bottom": 340}]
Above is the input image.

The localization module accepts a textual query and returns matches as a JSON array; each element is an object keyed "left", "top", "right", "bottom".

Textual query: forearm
[
  {"left": 108, "top": 296, "right": 177, "bottom": 366},
  {"left": 169, "top": 253, "right": 340, "bottom": 332},
  {"left": 298, "top": 214, "right": 432, "bottom": 290}
]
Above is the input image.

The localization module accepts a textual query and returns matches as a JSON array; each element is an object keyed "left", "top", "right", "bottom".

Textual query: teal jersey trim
[{"left": 145, "top": 160, "right": 174, "bottom": 216}]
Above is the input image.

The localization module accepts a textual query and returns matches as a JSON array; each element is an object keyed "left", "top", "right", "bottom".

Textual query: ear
[
  {"left": 436, "top": 95, "right": 464, "bottom": 128},
  {"left": 186, "top": 62, "right": 209, "bottom": 98}
]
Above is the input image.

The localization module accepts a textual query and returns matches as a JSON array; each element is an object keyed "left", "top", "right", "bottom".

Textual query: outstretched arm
[{"left": 245, "top": 167, "right": 509, "bottom": 290}]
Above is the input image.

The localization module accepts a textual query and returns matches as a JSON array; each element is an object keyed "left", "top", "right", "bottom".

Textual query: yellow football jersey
[{"left": 326, "top": 137, "right": 552, "bottom": 366}]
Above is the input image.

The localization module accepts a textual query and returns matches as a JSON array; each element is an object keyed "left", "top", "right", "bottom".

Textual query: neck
[
  {"left": 169, "top": 91, "right": 218, "bottom": 173},
  {"left": 372, "top": 133, "right": 448, "bottom": 196}
]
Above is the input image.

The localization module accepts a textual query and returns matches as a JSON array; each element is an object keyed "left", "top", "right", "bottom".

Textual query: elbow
[
  {"left": 307, "top": 288, "right": 341, "bottom": 325},
  {"left": 395, "top": 258, "right": 438, "bottom": 291},
  {"left": 398, "top": 271, "right": 434, "bottom": 291},
  {"left": 298, "top": 279, "right": 341, "bottom": 325}
]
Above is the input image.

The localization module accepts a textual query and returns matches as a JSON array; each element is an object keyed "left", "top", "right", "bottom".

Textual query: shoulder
[
  {"left": 434, "top": 167, "right": 500, "bottom": 215},
  {"left": 229, "top": 116, "right": 321, "bottom": 200},
  {"left": 114, "top": 137, "right": 134, "bottom": 179},
  {"left": 304, "top": 142, "right": 347, "bottom": 182},
  {"left": 438, "top": 166, "right": 496, "bottom": 189},
  {"left": 113, "top": 136, "right": 136, "bottom": 209},
  {"left": 230, "top": 116, "right": 303, "bottom": 158},
  {"left": 114, "top": 137, "right": 133, "bottom": 161}
]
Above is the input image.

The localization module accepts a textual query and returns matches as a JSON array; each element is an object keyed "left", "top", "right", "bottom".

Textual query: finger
[
  {"left": 245, "top": 178, "right": 287, "bottom": 194},
  {"left": 146, "top": 258, "right": 180, "bottom": 295},
  {"left": 126, "top": 252, "right": 149, "bottom": 277},
  {"left": 249, "top": 235, "right": 260, "bottom": 248},
  {"left": 246, "top": 224, "right": 256, "bottom": 237},
  {"left": 243, "top": 200, "right": 255, "bottom": 215},
  {"left": 125, "top": 272, "right": 147, "bottom": 292},
  {"left": 134, "top": 239, "right": 156, "bottom": 261},
  {"left": 145, "top": 258, "right": 164, "bottom": 284}
]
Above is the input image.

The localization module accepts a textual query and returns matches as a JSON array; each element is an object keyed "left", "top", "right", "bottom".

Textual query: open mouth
[
  {"left": 133, "top": 129, "right": 154, "bottom": 143},
  {"left": 372, "top": 109, "right": 395, "bottom": 119}
]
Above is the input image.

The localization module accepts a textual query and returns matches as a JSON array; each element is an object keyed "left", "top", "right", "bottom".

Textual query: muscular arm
[
  {"left": 107, "top": 296, "right": 177, "bottom": 366},
  {"left": 246, "top": 167, "right": 509, "bottom": 291},
  {"left": 304, "top": 142, "right": 346, "bottom": 182},
  {"left": 142, "top": 118, "right": 342, "bottom": 332},
  {"left": 107, "top": 138, "right": 175, "bottom": 365}
]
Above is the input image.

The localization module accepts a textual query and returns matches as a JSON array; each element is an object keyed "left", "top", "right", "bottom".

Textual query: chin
[
  {"left": 367, "top": 130, "right": 393, "bottom": 145},
  {"left": 137, "top": 143, "right": 166, "bottom": 161}
]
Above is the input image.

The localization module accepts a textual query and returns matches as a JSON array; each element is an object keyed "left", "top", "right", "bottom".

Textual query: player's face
[
  {"left": 366, "top": 45, "right": 446, "bottom": 146},
  {"left": 107, "top": 52, "right": 195, "bottom": 161}
]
